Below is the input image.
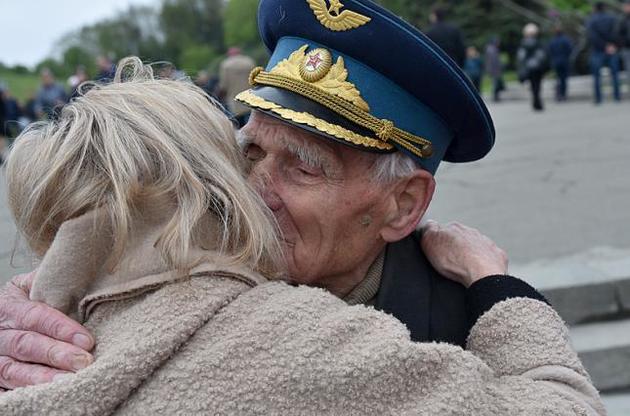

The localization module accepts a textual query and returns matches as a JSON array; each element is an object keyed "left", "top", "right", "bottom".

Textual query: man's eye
[
  {"left": 296, "top": 164, "right": 321, "bottom": 177},
  {"left": 245, "top": 144, "right": 264, "bottom": 161}
]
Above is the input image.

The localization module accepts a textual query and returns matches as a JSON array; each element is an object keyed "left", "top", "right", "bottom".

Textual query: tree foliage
[
  {"left": 224, "top": 0, "right": 260, "bottom": 48},
  {"left": 33, "top": 0, "right": 605, "bottom": 79}
]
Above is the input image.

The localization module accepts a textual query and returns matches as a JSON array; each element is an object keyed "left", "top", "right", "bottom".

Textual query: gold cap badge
[
  {"left": 306, "top": 0, "right": 371, "bottom": 32},
  {"left": 299, "top": 48, "right": 333, "bottom": 82}
]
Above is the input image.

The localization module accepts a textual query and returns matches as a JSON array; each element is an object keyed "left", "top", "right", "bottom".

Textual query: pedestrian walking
[
  {"left": 587, "top": 2, "right": 621, "bottom": 103},
  {"left": 548, "top": 25, "right": 573, "bottom": 101},
  {"left": 426, "top": 6, "right": 466, "bottom": 68},
  {"left": 464, "top": 46, "right": 483, "bottom": 92},
  {"left": 485, "top": 37, "right": 504, "bottom": 102},
  {"left": 517, "top": 23, "right": 548, "bottom": 111},
  {"left": 618, "top": 1, "right": 630, "bottom": 95}
]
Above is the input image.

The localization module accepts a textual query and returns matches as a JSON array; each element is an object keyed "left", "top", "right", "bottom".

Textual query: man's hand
[
  {"left": 0, "top": 272, "right": 95, "bottom": 390},
  {"left": 421, "top": 221, "right": 508, "bottom": 288}
]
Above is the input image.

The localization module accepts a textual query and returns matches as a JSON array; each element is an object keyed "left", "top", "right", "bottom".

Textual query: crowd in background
[
  {"left": 0, "top": 48, "right": 256, "bottom": 163},
  {"left": 430, "top": 1, "right": 630, "bottom": 111}
]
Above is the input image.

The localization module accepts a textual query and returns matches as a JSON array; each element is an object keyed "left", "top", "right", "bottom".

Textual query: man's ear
[{"left": 379, "top": 170, "right": 435, "bottom": 243}]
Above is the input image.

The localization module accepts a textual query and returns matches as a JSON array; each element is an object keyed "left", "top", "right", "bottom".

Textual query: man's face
[
  {"left": 624, "top": 3, "right": 630, "bottom": 15},
  {"left": 41, "top": 72, "right": 54, "bottom": 86},
  {"left": 240, "top": 112, "right": 394, "bottom": 291}
]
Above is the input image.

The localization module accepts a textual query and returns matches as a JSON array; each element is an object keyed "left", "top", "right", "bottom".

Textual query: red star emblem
[{"left": 306, "top": 53, "right": 324, "bottom": 70}]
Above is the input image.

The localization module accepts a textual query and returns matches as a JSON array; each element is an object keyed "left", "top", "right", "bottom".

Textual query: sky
[{"left": 0, "top": 0, "right": 161, "bottom": 68}]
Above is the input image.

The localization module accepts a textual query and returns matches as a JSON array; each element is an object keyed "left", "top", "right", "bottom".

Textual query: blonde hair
[{"left": 5, "top": 57, "right": 284, "bottom": 277}]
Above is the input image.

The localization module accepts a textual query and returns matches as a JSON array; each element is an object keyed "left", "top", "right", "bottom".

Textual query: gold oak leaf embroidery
[
  {"left": 306, "top": 0, "right": 372, "bottom": 32},
  {"left": 270, "top": 45, "right": 370, "bottom": 111}
]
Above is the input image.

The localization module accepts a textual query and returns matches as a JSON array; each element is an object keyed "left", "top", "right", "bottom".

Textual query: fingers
[
  {"left": 0, "top": 296, "right": 94, "bottom": 351},
  {"left": 10, "top": 271, "right": 37, "bottom": 295},
  {"left": 0, "top": 330, "right": 93, "bottom": 372},
  {"left": 0, "top": 356, "right": 70, "bottom": 390}
]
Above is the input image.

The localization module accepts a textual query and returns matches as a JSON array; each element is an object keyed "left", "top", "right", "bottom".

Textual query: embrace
[{"left": 0, "top": 1, "right": 606, "bottom": 415}]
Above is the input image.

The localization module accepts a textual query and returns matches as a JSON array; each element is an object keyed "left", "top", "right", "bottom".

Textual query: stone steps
[
  {"left": 514, "top": 247, "right": 630, "bottom": 402},
  {"left": 571, "top": 318, "right": 630, "bottom": 392},
  {"left": 514, "top": 247, "right": 630, "bottom": 325}
]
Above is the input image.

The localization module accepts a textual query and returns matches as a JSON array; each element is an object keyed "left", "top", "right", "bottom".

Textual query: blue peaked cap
[{"left": 236, "top": 0, "right": 495, "bottom": 174}]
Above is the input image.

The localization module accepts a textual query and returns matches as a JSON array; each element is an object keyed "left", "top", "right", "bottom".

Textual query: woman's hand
[{"left": 420, "top": 220, "right": 508, "bottom": 288}]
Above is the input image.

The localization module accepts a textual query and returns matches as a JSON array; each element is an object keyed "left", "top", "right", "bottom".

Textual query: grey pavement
[
  {"left": 0, "top": 171, "right": 33, "bottom": 282},
  {"left": 428, "top": 98, "right": 630, "bottom": 268}
]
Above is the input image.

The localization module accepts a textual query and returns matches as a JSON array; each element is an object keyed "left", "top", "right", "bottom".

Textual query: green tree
[
  {"left": 62, "top": 46, "right": 96, "bottom": 76},
  {"left": 56, "top": 6, "right": 163, "bottom": 67},
  {"left": 35, "top": 58, "right": 66, "bottom": 78},
  {"left": 179, "top": 44, "right": 219, "bottom": 74},
  {"left": 224, "top": 0, "right": 260, "bottom": 48},
  {"left": 160, "top": 0, "right": 225, "bottom": 62}
]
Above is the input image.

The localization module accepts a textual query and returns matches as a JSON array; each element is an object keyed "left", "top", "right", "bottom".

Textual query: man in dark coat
[
  {"left": 548, "top": 25, "right": 573, "bottom": 101},
  {"left": 425, "top": 6, "right": 466, "bottom": 68},
  {"left": 618, "top": 0, "right": 630, "bottom": 94},
  {"left": 587, "top": 2, "right": 621, "bottom": 103},
  {"left": 0, "top": 0, "right": 546, "bottom": 388}
]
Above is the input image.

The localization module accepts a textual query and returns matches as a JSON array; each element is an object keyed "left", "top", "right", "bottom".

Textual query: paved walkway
[{"left": 428, "top": 98, "right": 630, "bottom": 268}]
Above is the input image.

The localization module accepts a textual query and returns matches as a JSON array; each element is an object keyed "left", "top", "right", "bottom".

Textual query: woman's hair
[{"left": 5, "top": 57, "right": 284, "bottom": 277}]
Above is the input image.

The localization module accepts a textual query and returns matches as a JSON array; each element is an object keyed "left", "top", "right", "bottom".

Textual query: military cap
[{"left": 236, "top": 0, "right": 495, "bottom": 174}]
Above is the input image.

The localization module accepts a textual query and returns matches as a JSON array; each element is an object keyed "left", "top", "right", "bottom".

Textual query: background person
[
  {"left": 464, "top": 46, "right": 483, "bottom": 91},
  {"left": 218, "top": 47, "right": 255, "bottom": 128},
  {"left": 485, "top": 36, "right": 504, "bottom": 102},
  {"left": 587, "top": 2, "right": 621, "bottom": 103},
  {"left": 0, "top": 57, "right": 605, "bottom": 416},
  {"left": 426, "top": 5, "right": 466, "bottom": 68},
  {"left": 95, "top": 55, "right": 116, "bottom": 82},
  {"left": 548, "top": 24, "right": 573, "bottom": 101},
  {"left": 33, "top": 68, "right": 66, "bottom": 120},
  {"left": 618, "top": 0, "right": 630, "bottom": 95},
  {"left": 517, "top": 23, "right": 548, "bottom": 111}
]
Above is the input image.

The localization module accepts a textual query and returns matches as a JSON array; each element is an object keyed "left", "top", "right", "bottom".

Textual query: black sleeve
[{"left": 465, "top": 275, "right": 549, "bottom": 330}]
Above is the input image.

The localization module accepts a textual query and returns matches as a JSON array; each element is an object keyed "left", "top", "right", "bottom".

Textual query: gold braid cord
[
  {"left": 236, "top": 90, "right": 393, "bottom": 151},
  {"left": 247, "top": 65, "right": 434, "bottom": 159}
]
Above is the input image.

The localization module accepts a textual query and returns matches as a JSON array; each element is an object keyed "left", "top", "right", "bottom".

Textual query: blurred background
[{"left": 1, "top": 0, "right": 629, "bottom": 413}]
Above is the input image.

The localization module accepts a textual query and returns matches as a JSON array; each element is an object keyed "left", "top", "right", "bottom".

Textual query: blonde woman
[{"left": 0, "top": 58, "right": 604, "bottom": 415}]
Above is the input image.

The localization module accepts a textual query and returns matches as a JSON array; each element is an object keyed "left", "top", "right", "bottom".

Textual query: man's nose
[{"left": 250, "top": 163, "right": 283, "bottom": 212}]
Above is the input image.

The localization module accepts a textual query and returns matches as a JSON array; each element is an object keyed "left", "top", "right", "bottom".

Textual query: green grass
[{"left": 0, "top": 70, "right": 40, "bottom": 103}]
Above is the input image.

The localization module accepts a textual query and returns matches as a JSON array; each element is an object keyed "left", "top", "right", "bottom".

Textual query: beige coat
[
  {"left": 219, "top": 54, "right": 256, "bottom": 116},
  {"left": 0, "top": 212, "right": 605, "bottom": 415}
]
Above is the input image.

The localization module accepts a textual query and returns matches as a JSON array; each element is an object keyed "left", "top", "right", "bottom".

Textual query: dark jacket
[
  {"left": 375, "top": 232, "right": 546, "bottom": 347},
  {"left": 587, "top": 11, "right": 619, "bottom": 53},
  {"left": 618, "top": 15, "right": 630, "bottom": 49},
  {"left": 548, "top": 33, "right": 573, "bottom": 66},
  {"left": 517, "top": 37, "right": 548, "bottom": 82},
  {"left": 426, "top": 22, "right": 466, "bottom": 68}
]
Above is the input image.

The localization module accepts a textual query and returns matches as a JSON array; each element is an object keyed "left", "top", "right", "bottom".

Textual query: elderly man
[{"left": 0, "top": 0, "right": 546, "bottom": 389}]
